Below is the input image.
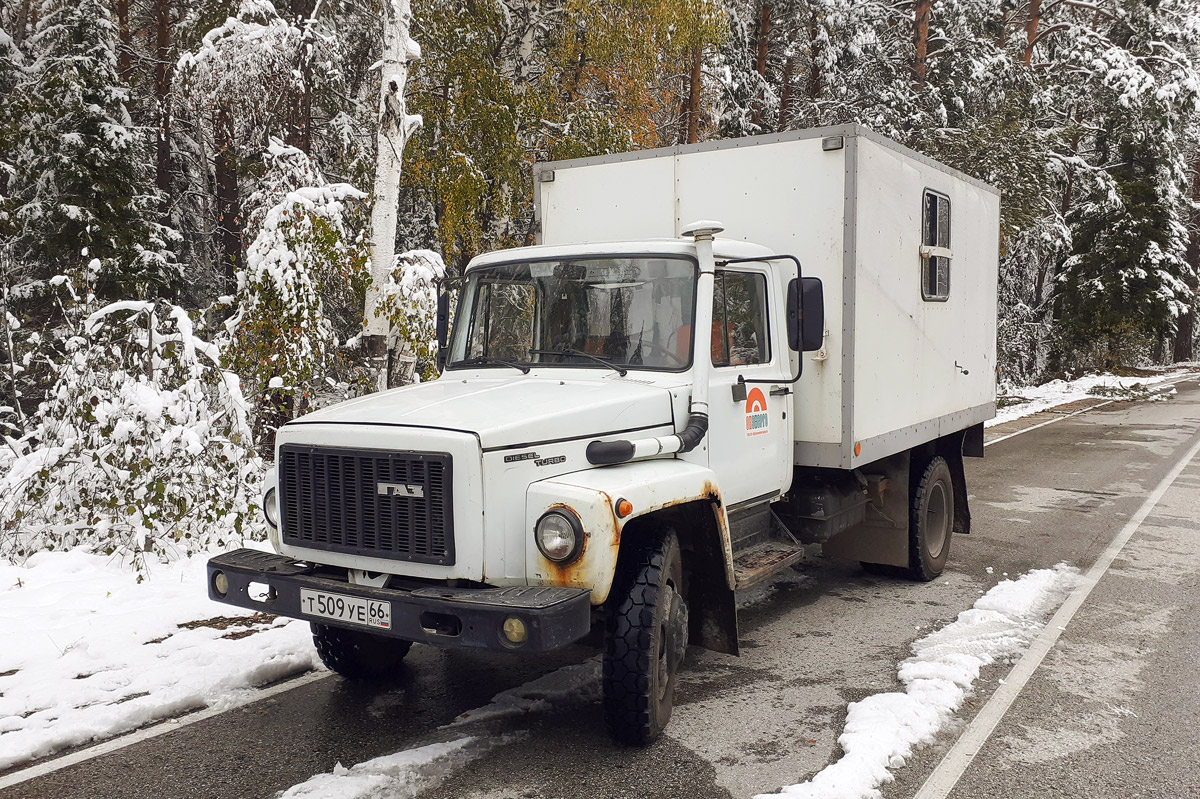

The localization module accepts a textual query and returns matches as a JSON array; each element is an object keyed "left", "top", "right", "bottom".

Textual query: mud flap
[
  {"left": 938, "top": 431, "right": 972, "bottom": 534},
  {"left": 689, "top": 578, "right": 739, "bottom": 656}
]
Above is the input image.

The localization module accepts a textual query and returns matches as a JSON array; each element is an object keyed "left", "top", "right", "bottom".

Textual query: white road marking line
[
  {"left": 914, "top": 430, "right": 1200, "bottom": 799},
  {"left": 984, "top": 400, "right": 1114, "bottom": 448},
  {"left": 0, "top": 670, "right": 330, "bottom": 790}
]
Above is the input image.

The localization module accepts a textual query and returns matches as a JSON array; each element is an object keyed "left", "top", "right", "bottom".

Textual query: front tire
[
  {"left": 909, "top": 456, "right": 954, "bottom": 581},
  {"left": 603, "top": 528, "right": 689, "bottom": 746},
  {"left": 311, "top": 623, "right": 412, "bottom": 680}
]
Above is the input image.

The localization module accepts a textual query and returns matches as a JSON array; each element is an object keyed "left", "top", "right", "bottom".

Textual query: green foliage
[
  {"left": 225, "top": 184, "right": 370, "bottom": 427},
  {"left": 374, "top": 249, "right": 447, "bottom": 381}
]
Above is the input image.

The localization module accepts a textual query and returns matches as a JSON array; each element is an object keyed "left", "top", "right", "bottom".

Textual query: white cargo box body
[{"left": 534, "top": 124, "right": 999, "bottom": 470}]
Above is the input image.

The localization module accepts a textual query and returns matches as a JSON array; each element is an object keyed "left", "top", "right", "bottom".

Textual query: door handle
[{"left": 769, "top": 386, "right": 792, "bottom": 396}]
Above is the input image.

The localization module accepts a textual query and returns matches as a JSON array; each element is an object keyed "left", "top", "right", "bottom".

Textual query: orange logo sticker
[{"left": 745, "top": 387, "right": 769, "bottom": 436}]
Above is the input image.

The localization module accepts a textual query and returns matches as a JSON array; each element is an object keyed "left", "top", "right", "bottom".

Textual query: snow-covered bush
[
  {"left": 224, "top": 143, "right": 369, "bottom": 446},
  {"left": 0, "top": 292, "right": 263, "bottom": 575},
  {"left": 375, "top": 249, "right": 448, "bottom": 381}
]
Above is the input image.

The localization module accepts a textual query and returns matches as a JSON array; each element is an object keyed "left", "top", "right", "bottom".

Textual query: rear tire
[
  {"left": 311, "top": 623, "right": 412, "bottom": 680},
  {"left": 909, "top": 456, "right": 954, "bottom": 581},
  {"left": 603, "top": 528, "right": 688, "bottom": 746}
]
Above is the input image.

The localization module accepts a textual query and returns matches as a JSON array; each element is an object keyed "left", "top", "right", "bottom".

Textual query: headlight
[
  {"left": 263, "top": 487, "right": 279, "bottom": 528},
  {"left": 535, "top": 509, "right": 583, "bottom": 563}
]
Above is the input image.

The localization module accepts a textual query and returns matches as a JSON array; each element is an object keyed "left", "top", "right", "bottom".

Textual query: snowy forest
[{"left": 0, "top": 0, "right": 1198, "bottom": 569}]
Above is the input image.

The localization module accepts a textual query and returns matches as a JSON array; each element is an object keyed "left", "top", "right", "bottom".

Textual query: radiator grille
[{"left": 278, "top": 446, "right": 454, "bottom": 565}]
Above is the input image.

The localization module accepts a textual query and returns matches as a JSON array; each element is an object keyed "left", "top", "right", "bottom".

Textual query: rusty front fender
[{"left": 525, "top": 460, "right": 733, "bottom": 605}]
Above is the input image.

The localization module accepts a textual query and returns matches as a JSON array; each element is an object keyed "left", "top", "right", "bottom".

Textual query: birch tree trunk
[{"left": 363, "top": 0, "right": 422, "bottom": 393}]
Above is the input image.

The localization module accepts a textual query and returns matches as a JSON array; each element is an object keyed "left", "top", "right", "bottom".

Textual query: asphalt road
[{"left": 5, "top": 378, "right": 1199, "bottom": 799}]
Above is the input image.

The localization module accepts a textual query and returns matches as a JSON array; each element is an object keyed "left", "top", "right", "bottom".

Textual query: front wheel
[
  {"left": 603, "top": 528, "right": 689, "bottom": 746},
  {"left": 311, "top": 623, "right": 412, "bottom": 680},
  {"left": 909, "top": 456, "right": 954, "bottom": 581}
]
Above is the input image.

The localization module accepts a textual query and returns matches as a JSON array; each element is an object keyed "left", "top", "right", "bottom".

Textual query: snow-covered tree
[
  {"left": 4, "top": 0, "right": 178, "bottom": 296},
  {"left": 224, "top": 141, "right": 369, "bottom": 448},
  {"left": 375, "top": 248, "right": 447, "bottom": 381}
]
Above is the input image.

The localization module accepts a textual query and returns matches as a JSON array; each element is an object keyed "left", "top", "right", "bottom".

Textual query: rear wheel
[
  {"left": 909, "top": 456, "right": 954, "bottom": 581},
  {"left": 311, "top": 623, "right": 412, "bottom": 680},
  {"left": 603, "top": 528, "right": 688, "bottom": 746}
]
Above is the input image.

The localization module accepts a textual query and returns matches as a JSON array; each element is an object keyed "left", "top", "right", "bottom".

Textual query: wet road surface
[{"left": 6, "top": 378, "right": 1199, "bottom": 799}]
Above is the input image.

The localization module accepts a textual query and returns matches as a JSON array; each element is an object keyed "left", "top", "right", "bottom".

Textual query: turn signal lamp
[
  {"left": 502, "top": 616, "right": 528, "bottom": 645},
  {"left": 616, "top": 499, "right": 633, "bottom": 518},
  {"left": 263, "top": 487, "right": 279, "bottom": 528}
]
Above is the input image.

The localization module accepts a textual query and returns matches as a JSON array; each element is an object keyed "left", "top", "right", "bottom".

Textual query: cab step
[{"left": 733, "top": 540, "right": 806, "bottom": 590}]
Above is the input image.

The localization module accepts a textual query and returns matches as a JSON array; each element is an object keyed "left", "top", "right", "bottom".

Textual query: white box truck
[{"left": 208, "top": 124, "right": 1000, "bottom": 745}]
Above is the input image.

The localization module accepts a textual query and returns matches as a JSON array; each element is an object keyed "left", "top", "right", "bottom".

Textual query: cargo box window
[
  {"left": 921, "top": 190, "right": 951, "bottom": 301},
  {"left": 711, "top": 271, "right": 769, "bottom": 367}
]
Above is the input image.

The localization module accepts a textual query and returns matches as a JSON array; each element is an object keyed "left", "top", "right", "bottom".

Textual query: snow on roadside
[
  {"left": 275, "top": 661, "right": 600, "bottom": 798},
  {"left": 991, "top": 370, "right": 1187, "bottom": 427},
  {"left": 756, "top": 564, "right": 1081, "bottom": 799},
  {"left": 276, "top": 736, "right": 523, "bottom": 799},
  {"left": 447, "top": 658, "right": 600, "bottom": 727},
  {"left": 0, "top": 543, "right": 317, "bottom": 772}
]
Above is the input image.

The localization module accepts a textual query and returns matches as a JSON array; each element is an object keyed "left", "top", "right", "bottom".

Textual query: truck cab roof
[{"left": 465, "top": 238, "right": 776, "bottom": 272}]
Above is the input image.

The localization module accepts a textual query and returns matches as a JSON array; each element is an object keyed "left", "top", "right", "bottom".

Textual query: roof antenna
[{"left": 681, "top": 220, "right": 725, "bottom": 241}]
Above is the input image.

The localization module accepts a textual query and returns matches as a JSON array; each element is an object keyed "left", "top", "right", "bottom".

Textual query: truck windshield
[{"left": 448, "top": 256, "right": 697, "bottom": 372}]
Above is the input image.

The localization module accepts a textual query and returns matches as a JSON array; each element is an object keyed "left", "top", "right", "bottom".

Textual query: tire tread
[
  {"left": 603, "top": 531, "right": 677, "bottom": 746},
  {"left": 311, "top": 623, "right": 411, "bottom": 681}
]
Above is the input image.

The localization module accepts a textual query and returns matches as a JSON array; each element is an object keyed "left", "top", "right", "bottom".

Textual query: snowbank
[
  {"left": 991, "top": 370, "right": 1187, "bottom": 427},
  {"left": 0, "top": 544, "right": 317, "bottom": 772},
  {"left": 756, "top": 564, "right": 1080, "bottom": 799},
  {"left": 277, "top": 738, "right": 493, "bottom": 799}
]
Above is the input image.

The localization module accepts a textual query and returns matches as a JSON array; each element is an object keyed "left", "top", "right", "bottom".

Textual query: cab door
[{"left": 702, "top": 266, "right": 794, "bottom": 506}]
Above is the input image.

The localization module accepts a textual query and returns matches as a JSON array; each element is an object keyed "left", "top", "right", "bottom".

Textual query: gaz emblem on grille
[{"left": 377, "top": 482, "right": 425, "bottom": 498}]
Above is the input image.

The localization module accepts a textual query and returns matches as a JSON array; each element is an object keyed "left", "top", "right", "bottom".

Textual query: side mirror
[
  {"left": 787, "top": 277, "right": 825, "bottom": 353},
  {"left": 800, "top": 277, "right": 824, "bottom": 352},
  {"left": 787, "top": 278, "right": 801, "bottom": 351},
  {"left": 435, "top": 291, "right": 450, "bottom": 371}
]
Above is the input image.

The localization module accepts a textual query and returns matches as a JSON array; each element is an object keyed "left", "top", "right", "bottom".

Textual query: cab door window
[{"left": 712, "top": 271, "right": 770, "bottom": 367}]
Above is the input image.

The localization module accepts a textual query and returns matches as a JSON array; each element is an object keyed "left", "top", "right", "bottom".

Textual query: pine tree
[{"left": 5, "top": 0, "right": 178, "bottom": 297}]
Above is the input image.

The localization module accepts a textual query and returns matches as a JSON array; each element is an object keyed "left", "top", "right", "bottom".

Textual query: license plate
[{"left": 299, "top": 589, "right": 391, "bottom": 630}]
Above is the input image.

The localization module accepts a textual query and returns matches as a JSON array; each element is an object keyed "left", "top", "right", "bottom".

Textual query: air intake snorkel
[{"left": 585, "top": 221, "right": 721, "bottom": 466}]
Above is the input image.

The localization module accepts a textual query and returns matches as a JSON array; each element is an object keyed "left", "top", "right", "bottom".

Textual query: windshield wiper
[
  {"left": 529, "top": 348, "right": 627, "bottom": 377},
  {"left": 457, "top": 356, "right": 530, "bottom": 374}
]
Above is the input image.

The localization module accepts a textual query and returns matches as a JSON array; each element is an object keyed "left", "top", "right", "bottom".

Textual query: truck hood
[{"left": 289, "top": 375, "right": 677, "bottom": 450}]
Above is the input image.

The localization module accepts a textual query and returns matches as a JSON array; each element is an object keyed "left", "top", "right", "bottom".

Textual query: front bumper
[{"left": 207, "top": 549, "right": 592, "bottom": 653}]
